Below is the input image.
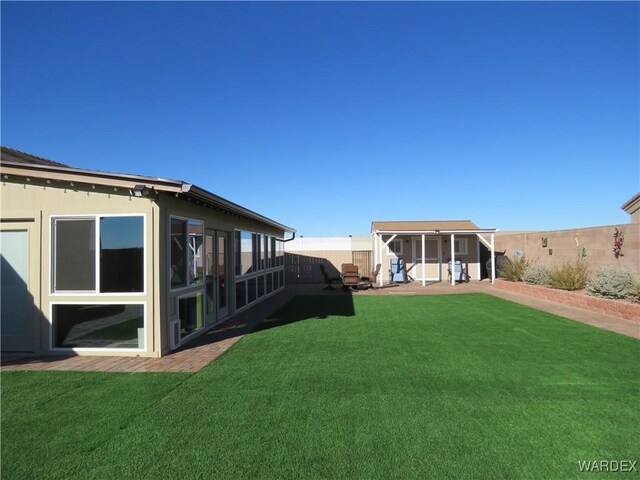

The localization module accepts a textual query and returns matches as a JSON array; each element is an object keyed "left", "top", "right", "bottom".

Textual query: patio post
[
  {"left": 373, "top": 232, "right": 377, "bottom": 280},
  {"left": 451, "top": 233, "right": 455, "bottom": 286},
  {"left": 490, "top": 232, "right": 495, "bottom": 284},
  {"left": 421, "top": 234, "right": 425, "bottom": 287},
  {"left": 378, "top": 234, "right": 384, "bottom": 287}
]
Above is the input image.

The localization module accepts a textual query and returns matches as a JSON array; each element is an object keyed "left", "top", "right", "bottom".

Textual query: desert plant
[
  {"left": 498, "top": 256, "right": 530, "bottom": 282},
  {"left": 586, "top": 265, "right": 639, "bottom": 299},
  {"left": 548, "top": 261, "right": 589, "bottom": 291},
  {"left": 522, "top": 264, "right": 551, "bottom": 285}
]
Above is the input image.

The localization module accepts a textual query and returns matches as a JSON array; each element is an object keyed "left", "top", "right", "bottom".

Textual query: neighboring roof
[
  {"left": 1, "top": 146, "right": 69, "bottom": 167},
  {"left": 371, "top": 220, "right": 495, "bottom": 233},
  {"left": 0, "top": 146, "right": 295, "bottom": 233},
  {"left": 621, "top": 192, "right": 640, "bottom": 214}
]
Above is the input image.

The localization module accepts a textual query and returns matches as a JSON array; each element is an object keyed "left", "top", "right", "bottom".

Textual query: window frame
[
  {"left": 49, "top": 301, "right": 146, "bottom": 352},
  {"left": 454, "top": 238, "right": 469, "bottom": 256},
  {"left": 233, "top": 229, "right": 286, "bottom": 314},
  {"left": 50, "top": 214, "right": 146, "bottom": 296},
  {"left": 386, "top": 239, "right": 404, "bottom": 256},
  {"left": 169, "top": 215, "right": 205, "bottom": 293},
  {"left": 176, "top": 290, "right": 205, "bottom": 342}
]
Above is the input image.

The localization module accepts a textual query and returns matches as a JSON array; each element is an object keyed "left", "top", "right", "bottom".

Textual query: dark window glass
[
  {"left": 178, "top": 294, "right": 203, "bottom": 339},
  {"left": 53, "top": 304, "right": 143, "bottom": 348},
  {"left": 264, "top": 235, "right": 270, "bottom": 269},
  {"left": 54, "top": 219, "right": 96, "bottom": 291},
  {"left": 206, "top": 235, "right": 215, "bottom": 314},
  {"left": 267, "top": 272, "right": 273, "bottom": 294},
  {"left": 241, "top": 231, "right": 253, "bottom": 275},
  {"left": 187, "top": 220, "right": 204, "bottom": 285},
  {"left": 258, "top": 275, "right": 265, "bottom": 297},
  {"left": 248, "top": 277, "right": 257, "bottom": 303},
  {"left": 236, "top": 280, "right": 246, "bottom": 308},
  {"left": 252, "top": 234, "right": 261, "bottom": 272},
  {"left": 270, "top": 237, "right": 276, "bottom": 268},
  {"left": 170, "top": 218, "right": 187, "bottom": 288},
  {"left": 100, "top": 216, "right": 144, "bottom": 293},
  {"left": 279, "top": 269, "right": 284, "bottom": 288},
  {"left": 234, "top": 231, "right": 241, "bottom": 276},
  {"left": 276, "top": 239, "right": 284, "bottom": 266}
]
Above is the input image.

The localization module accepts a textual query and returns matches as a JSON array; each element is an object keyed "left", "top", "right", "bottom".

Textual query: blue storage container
[{"left": 390, "top": 259, "right": 406, "bottom": 283}]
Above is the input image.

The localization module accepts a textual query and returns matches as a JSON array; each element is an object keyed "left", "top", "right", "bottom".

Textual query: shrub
[
  {"left": 498, "top": 256, "right": 530, "bottom": 282},
  {"left": 522, "top": 264, "right": 551, "bottom": 285},
  {"left": 548, "top": 261, "right": 589, "bottom": 291},
  {"left": 586, "top": 266, "right": 640, "bottom": 299}
]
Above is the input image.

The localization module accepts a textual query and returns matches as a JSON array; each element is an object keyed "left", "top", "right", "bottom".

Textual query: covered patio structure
[{"left": 371, "top": 221, "right": 498, "bottom": 287}]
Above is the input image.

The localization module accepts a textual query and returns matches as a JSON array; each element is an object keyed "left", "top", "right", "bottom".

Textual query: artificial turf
[{"left": 2, "top": 293, "right": 638, "bottom": 479}]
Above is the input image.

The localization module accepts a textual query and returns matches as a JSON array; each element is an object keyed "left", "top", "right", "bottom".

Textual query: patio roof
[
  {"left": 371, "top": 220, "right": 498, "bottom": 287},
  {"left": 371, "top": 220, "right": 496, "bottom": 233}
]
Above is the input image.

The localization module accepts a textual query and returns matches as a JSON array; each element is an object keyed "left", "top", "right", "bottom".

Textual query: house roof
[
  {"left": 371, "top": 220, "right": 495, "bottom": 233},
  {"left": 0, "top": 146, "right": 295, "bottom": 233},
  {"left": 621, "top": 192, "right": 640, "bottom": 214},
  {"left": 1, "top": 146, "right": 70, "bottom": 167}
]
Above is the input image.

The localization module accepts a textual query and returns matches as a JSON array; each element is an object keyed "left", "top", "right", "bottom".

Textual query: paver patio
[{"left": 2, "top": 281, "right": 637, "bottom": 373}]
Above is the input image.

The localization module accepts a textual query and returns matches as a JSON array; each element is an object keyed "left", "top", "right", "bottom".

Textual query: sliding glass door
[{"left": 205, "top": 230, "right": 230, "bottom": 325}]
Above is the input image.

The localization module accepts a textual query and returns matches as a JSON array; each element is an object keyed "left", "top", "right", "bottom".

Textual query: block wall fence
[{"left": 495, "top": 224, "right": 639, "bottom": 276}]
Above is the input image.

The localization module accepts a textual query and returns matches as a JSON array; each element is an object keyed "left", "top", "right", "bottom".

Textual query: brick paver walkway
[{"left": 2, "top": 281, "right": 637, "bottom": 373}]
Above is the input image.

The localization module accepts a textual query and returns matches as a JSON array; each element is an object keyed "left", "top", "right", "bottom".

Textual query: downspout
[{"left": 278, "top": 232, "right": 296, "bottom": 242}]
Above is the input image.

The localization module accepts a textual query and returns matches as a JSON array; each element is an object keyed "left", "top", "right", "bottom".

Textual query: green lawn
[{"left": 2, "top": 294, "right": 638, "bottom": 479}]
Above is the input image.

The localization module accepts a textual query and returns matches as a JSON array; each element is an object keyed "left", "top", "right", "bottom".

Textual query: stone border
[{"left": 493, "top": 280, "right": 640, "bottom": 322}]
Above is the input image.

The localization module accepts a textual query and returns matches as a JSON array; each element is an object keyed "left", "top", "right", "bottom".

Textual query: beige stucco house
[
  {"left": 371, "top": 220, "right": 498, "bottom": 286},
  {"left": 0, "top": 147, "right": 294, "bottom": 357}
]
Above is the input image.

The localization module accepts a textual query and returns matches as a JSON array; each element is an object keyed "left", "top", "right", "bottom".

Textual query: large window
[
  {"left": 52, "top": 303, "right": 144, "bottom": 349},
  {"left": 53, "top": 216, "right": 144, "bottom": 293},
  {"left": 54, "top": 219, "right": 96, "bottom": 291},
  {"left": 235, "top": 231, "right": 253, "bottom": 275},
  {"left": 171, "top": 217, "right": 204, "bottom": 289},
  {"left": 100, "top": 217, "right": 144, "bottom": 292}
]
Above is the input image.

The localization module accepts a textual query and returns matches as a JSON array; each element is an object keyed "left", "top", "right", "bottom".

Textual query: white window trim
[
  {"left": 386, "top": 239, "right": 403, "bottom": 256},
  {"left": 49, "top": 214, "right": 147, "bottom": 296},
  {"left": 454, "top": 238, "right": 469, "bottom": 256},
  {"left": 49, "top": 301, "right": 146, "bottom": 352},
  {"left": 169, "top": 215, "right": 205, "bottom": 293}
]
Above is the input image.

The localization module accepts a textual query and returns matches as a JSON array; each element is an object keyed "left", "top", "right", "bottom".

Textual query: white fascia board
[{"left": 374, "top": 229, "right": 498, "bottom": 235}]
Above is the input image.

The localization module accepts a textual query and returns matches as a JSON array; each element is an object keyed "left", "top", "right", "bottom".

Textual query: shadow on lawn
[{"left": 254, "top": 294, "right": 355, "bottom": 332}]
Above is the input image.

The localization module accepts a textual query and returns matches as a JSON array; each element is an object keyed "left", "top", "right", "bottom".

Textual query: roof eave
[
  {"left": 373, "top": 229, "right": 498, "bottom": 234},
  {"left": 0, "top": 161, "right": 185, "bottom": 192},
  {"left": 182, "top": 185, "right": 296, "bottom": 233},
  {"left": 1, "top": 161, "right": 295, "bottom": 233}
]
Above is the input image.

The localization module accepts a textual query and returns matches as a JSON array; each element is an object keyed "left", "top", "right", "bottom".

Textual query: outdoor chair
[
  {"left": 390, "top": 258, "right": 407, "bottom": 283},
  {"left": 447, "top": 260, "right": 470, "bottom": 283},
  {"left": 341, "top": 263, "right": 360, "bottom": 291},
  {"left": 319, "top": 264, "right": 341, "bottom": 290},
  {"left": 359, "top": 263, "right": 382, "bottom": 289}
]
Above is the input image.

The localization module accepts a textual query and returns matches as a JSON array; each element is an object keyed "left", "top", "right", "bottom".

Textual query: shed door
[
  {"left": 1, "top": 230, "right": 33, "bottom": 352},
  {"left": 411, "top": 237, "right": 441, "bottom": 281}
]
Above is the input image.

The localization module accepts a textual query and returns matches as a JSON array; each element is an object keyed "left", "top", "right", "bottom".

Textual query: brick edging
[{"left": 493, "top": 280, "right": 640, "bottom": 322}]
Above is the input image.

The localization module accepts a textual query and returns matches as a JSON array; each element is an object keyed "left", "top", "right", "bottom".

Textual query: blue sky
[{"left": 2, "top": 2, "right": 638, "bottom": 235}]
